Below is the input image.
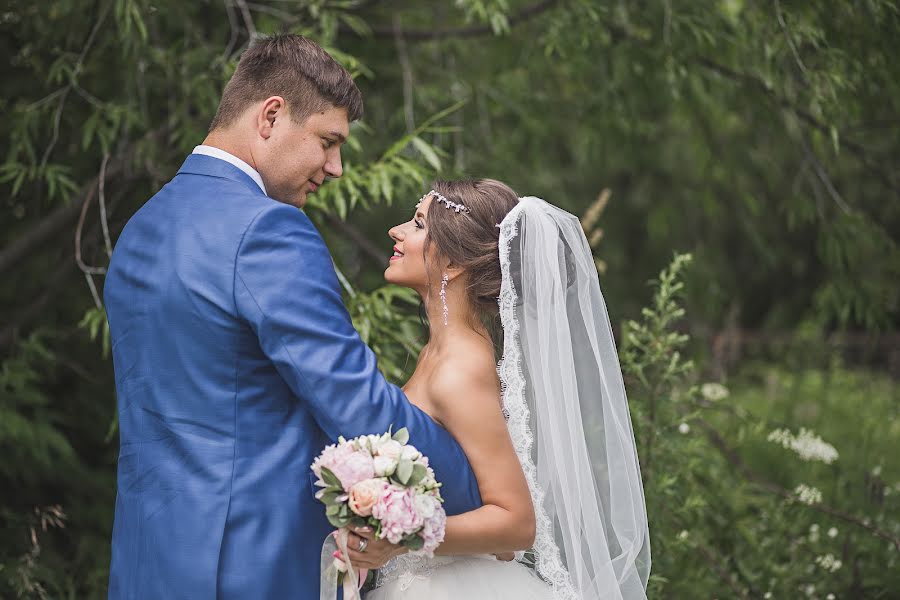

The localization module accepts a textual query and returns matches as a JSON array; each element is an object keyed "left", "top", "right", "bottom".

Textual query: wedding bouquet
[{"left": 311, "top": 427, "right": 447, "bottom": 557}]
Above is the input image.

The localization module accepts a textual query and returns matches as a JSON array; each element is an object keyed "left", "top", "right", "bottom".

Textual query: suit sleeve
[{"left": 234, "top": 203, "right": 481, "bottom": 515}]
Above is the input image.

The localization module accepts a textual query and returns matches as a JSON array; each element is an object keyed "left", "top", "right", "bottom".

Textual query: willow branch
[
  {"left": 393, "top": 15, "right": 416, "bottom": 134},
  {"left": 340, "top": 0, "right": 561, "bottom": 41},
  {"left": 694, "top": 57, "right": 898, "bottom": 193},
  {"left": 322, "top": 212, "right": 388, "bottom": 270}
]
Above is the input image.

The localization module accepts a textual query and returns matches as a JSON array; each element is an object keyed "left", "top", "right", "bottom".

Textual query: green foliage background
[{"left": 1, "top": 1, "right": 897, "bottom": 598}]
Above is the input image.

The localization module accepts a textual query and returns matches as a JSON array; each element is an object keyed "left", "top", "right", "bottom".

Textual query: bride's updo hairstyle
[{"left": 424, "top": 179, "right": 519, "bottom": 327}]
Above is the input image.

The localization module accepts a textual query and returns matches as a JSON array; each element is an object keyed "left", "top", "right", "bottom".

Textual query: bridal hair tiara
[{"left": 416, "top": 190, "right": 470, "bottom": 214}]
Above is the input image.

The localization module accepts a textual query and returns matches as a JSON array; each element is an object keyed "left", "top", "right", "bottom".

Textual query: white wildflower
[
  {"left": 815, "top": 554, "right": 842, "bottom": 573},
  {"left": 795, "top": 484, "right": 823, "bottom": 505},
  {"left": 872, "top": 465, "right": 882, "bottom": 476},
  {"left": 764, "top": 593, "right": 772, "bottom": 599},
  {"left": 827, "top": 594, "right": 836, "bottom": 600},
  {"left": 767, "top": 428, "right": 838, "bottom": 464},
  {"left": 804, "top": 584, "right": 815, "bottom": 596},
  {"left": 827, "top": 527, "right": 838, "bottom": 538},
  {"left": 678, "top": 423, "right": 691, "bottom": 434},
  {"left": 677, "top": 530, "right": 689, "bottom": 541},
  {"left": 701, "top": 382, "right": 730, "bottom": 401}
]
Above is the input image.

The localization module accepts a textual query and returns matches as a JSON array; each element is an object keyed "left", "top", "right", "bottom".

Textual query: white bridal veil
[{"left": 497, "top": 196, "right": 651, "bottom": 599}]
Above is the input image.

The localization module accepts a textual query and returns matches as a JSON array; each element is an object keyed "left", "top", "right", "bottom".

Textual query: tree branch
[
  {"left": 694, "top": 57, "right": 899, "bottom": 194},
  {"left": 340, "top": 0, "right": 561, "bottom": 41},
  {"left": 322, "top": 212, "right": 389, "bottom": 270},
  {"left": 1, "top": 128, "right": 167, "bottom": 277}
]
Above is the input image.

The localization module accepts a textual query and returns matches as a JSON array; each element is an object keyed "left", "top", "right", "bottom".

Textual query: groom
[{"left": 104, "top": 34, "right": 481, "bottom": 599}]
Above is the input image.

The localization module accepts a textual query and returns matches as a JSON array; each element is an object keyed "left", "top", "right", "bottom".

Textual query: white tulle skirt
[{"left": 366, "top": 555, "right": 553, "bottom": 600}]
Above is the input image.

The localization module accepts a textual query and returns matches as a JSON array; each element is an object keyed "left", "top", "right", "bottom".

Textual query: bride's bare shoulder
[{"left": 427, "top": 337, "right": 501, "bottom": 414}]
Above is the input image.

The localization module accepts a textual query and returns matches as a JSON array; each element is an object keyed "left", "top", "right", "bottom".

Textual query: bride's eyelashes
[{"left": 414, "top": 219, "right": 425, "bottom": 230}]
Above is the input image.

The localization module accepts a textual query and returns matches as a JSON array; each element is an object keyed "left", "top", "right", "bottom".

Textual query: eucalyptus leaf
[{"left": 396, "top": 459, "right": 414, "bottom": 485}]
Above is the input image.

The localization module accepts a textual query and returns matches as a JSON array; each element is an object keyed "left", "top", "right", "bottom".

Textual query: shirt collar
[{"left": 191, "top": 145, "right": 267, "bottom": 195}]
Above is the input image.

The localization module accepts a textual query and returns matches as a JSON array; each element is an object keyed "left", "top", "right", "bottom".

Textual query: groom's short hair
[{"left": 209, "top": 34, "right": 363, "bottom": 131}]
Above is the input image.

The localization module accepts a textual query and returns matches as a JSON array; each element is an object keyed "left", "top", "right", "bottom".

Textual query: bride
[{"left": 340, "top": 180, "right": 650, "bottom": 599}]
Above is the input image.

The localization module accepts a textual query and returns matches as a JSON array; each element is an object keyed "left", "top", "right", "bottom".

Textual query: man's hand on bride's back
[
  {"left": 342, "top": 526, "right": 408, "bottom": 570},
  {"left": 494, "top": 551, "right": 515, "bottom": 562}
]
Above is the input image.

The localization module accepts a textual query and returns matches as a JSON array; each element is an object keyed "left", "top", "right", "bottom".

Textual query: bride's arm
[{"left": 428, "top": 356, "right": 536, "bottom": 555}]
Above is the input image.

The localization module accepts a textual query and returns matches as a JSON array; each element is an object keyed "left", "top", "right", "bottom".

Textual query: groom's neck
[{"left": 202, "top": 129, "right": 258, "bottom": 172}]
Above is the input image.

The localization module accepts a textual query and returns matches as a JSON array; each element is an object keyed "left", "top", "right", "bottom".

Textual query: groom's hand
[{"left": 342, "top": 526, "right": 407, "bottom": 570}]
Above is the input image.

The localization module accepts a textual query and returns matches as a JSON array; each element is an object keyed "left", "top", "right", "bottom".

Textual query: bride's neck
[{"left": 421, "top": 288, "right": 488, "bottom": 349}]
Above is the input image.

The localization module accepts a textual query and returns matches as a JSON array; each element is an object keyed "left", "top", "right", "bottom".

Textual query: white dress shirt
[{"left": 192, "top": 145, "right": 267, "bottom": 195}]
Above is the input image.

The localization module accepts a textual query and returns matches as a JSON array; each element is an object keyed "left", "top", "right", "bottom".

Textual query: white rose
[
  {"left": 400, "top": 445, "right": 421, "bottom": 461},
  {"left": 377, "top": 440, "right": 403, "bottom": 460},
  {"left": 373, "top": 455, "right": 397, "bottom": 477}
]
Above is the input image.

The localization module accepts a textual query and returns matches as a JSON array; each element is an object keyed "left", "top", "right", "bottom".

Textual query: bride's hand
[{"left": 341, "top": 526, "right": 407, "bottom": 570}]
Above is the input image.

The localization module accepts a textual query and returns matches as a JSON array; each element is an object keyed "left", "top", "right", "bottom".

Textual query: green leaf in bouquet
[
  {"left": 407, "top": 463, "right": 428, "bottom": 487},
  {"left": 327, "top": 513, "right": 347, "bottom": 528},
  {"left": 326, "top": 504, "right": 342, "bottom": 517},
  {"left": 320, "top": 491, "right": 342, "bottom": 506},
  {"left": 349, "top": 516, "right": 367, "bottom": 529},
  {"left": 396, "top": 459, "right": 414, "bottom": 485},
  {"left": 392, "top": 427, "right": 410, "bottom": 445},
  {"left": 403, "top": 535, "right": 425, "bottom": 552},
  {"left": 320, "top": 467, "right": 342, "bottom": 489},
  {"left": 338, "top": 504, "right": 350, "bottom": 517}
]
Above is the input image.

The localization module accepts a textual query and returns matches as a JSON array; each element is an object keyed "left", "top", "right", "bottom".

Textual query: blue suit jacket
[{"left": 104, "top": 154, "right": 482, "bottom": 599}]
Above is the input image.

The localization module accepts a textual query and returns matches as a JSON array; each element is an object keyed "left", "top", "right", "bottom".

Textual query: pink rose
[
  {"left": 371, "top": 486, "right": 424, "bottom": 544},
  {"left": 348, "top": 478, "right": 386, "bottom": 517}
]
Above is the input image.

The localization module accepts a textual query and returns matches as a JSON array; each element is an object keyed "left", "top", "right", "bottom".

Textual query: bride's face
[{"left": 385, "top": 195, "right": 439, "bottom": 294}]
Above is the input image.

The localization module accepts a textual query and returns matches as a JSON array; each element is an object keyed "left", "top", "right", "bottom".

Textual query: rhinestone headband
[{"left": 416, "top": 190, "right": 470, "bottom": 214}]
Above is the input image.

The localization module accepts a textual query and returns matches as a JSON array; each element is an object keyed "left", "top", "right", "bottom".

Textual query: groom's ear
[{"left": 257, "top": 96, "right": 286, "bottom": 139}]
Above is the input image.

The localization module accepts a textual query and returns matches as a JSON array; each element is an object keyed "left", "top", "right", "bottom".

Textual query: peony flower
[
  {"left": 414, "top": 493, "right": 438, "bottom": 520},
  {"left": 311, "top": 442, "right": 355, "bottom": 483},
  {"left": 349, "top": 478, "right": 387, "bottom": 517},
  {"left": 372, "top": 486, "right": 424, "bottom": 544},
  {"left": 331, "top": 451, "right": 376, "bottom": 492},
  {"left": 419, "top": 497, "right": 447, "bottom": 556}
]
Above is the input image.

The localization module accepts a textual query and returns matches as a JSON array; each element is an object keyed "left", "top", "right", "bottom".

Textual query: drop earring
[{"left": 440, "top": 273, "right": 449, "bottom": 326}]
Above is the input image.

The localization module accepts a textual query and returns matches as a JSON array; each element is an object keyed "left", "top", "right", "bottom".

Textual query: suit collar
[{"left": 177, "top": 154, "right": 268, "bottom": 197}]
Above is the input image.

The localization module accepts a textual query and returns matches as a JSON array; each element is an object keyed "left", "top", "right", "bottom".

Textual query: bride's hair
[{"left": 424, "top": 179, "right": 519, "bottom": 338}]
